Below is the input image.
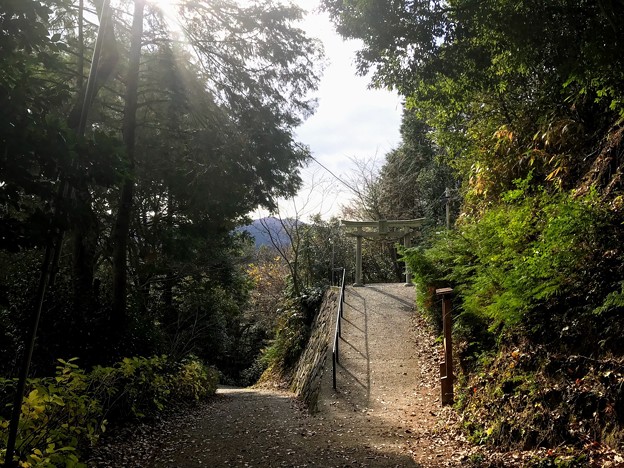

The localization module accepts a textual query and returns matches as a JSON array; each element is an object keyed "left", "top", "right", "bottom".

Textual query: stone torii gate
[{"left": 341, "top": 219, "right": 425, "bottom": 287}]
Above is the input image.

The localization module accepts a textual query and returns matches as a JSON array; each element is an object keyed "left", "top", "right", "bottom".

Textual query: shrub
[
  {"left": 260, "top": 285, "right": 327, "bottom": 377},
  {"left": 0, "top": 359, "right": 103, "bottom": 467},
  {"left": 172, "top": 358, "right": 219, "bottom": 401},
  {"left": 261, "top": 307, "right": 309, "bottom": 371},
  {"left": 403, "top": 186, "right": 623, "bottom": 357},
  {"left": 0, "top": 356, "right": 218, "bottom": 466}
]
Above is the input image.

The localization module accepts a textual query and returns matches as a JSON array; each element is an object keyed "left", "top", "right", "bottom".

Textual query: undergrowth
[
  {"left": 459, "top": 341, "right": 624, "bottom": 450},
  {"left": 403, "top": 181, "right": 624, "bottom": 452},
  {"left": 257, "top": 285, "right": 325, "bottom": 386},
  {"left": 0, "top": 355, "right": 218, "bottom": 467}
]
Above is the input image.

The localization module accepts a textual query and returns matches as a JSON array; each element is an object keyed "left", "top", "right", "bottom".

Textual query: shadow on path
[
  {"left": 93, "top": 284, "right": 455, "bottom": 467},
  {"left": 149, "top": 387, "right": 419, "bottom": 467},
  {"left": 316, "top": 283, "right": 423, "bottom": 466}
]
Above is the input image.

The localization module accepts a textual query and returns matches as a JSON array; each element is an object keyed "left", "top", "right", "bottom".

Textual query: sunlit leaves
[
  {"left": 323, "top": 0, "right": 624, "bottom": 208},
  {"left": 177, "top": 0, "right": 321, "bottom": 121},
  {"left": 0, "top": 356, "right": 218, "bottom": 465},
  {"left": 404, "top": 187, "right": 620, "bottom": 336}
]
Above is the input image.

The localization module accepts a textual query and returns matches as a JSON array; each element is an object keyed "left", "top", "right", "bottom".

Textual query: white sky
[{"left": 254, "top": 1, "right": 403, "bottom": 221}]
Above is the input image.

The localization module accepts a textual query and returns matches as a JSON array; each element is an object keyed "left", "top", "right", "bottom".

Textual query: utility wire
[
  {"left": 307, "top": 153, "right": 362, "bottom": 196},
  {"left": 307, "top": 153, "right": 461, "bottom": 215}
]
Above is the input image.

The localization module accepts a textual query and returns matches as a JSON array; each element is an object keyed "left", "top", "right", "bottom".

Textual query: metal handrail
[{"left": 332, "top": 268, "right": 346, "bottom": 389}]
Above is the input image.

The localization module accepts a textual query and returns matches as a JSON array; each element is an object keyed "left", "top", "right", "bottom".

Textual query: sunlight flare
[{"left": 146, "top": 0, "right": 184, "bottom": 37}]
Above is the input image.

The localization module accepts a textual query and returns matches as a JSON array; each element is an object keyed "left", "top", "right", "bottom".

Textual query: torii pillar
[
  {"left": 404, "top": 234, "right": 412, "bottom": 286},
  {"left": 354, "top": 234, "right": 363, "bottom": 287}
]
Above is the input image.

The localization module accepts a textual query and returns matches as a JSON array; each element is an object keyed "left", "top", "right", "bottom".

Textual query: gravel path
[
  {"left": 91, "top": 284, "right": 469, "bottom": 467},
  {"left": 317, "top": 284, "right": 462, "bottom": 467}
]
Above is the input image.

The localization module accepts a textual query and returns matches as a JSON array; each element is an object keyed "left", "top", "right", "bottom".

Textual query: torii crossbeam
[{"left": 341, "top": 219, "right": 425, "bottom": 286}]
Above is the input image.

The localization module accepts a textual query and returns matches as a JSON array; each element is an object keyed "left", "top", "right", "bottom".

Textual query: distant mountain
[{"left": 238, "top": 217, "right": 297, "bottom": 248}]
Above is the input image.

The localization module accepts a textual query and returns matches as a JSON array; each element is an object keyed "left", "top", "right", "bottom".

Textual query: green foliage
[
  {"left": 90, "top": 355, "right": 219, "bottom": 421},
  {"left": 261, "top": 307, "right": 309, "bottom": 372},
  {"left": 378, "top": 112, "right": 458, "bottom": 226},
  {"left": 401, "top": 230, "right": 472, "bottom": 331},
  {"left": 260, "top": 285, "right": 326, "bottom": 377},
  {"left": 0, "top": 356, "right": 218, "bottom": 466},
  {"left": 403, "top": 186, "right": 623, "bottom": 356},
  {"left": 593, "top": 282, "right": 624, "bottom": 316},
  {"left": 323, "top": 0, "right": 624, "bottom": 208},
  {"left": 0, "top": 0, "right": 324, "bottom": 382},
  {"left": 297, "top": 216, "right": 352, "bottom": 288},
  {"left": 458, "top": 345, "right": 624, "bottom": 453},
  {"left": 100, "top": 356, "right": 172, "bottom": 418},
  {"left": 325, "top": 0, "right": 624, "bottom": 455},
  {"left": 0, "top": 359, "right": 100, "bottom": 467}
]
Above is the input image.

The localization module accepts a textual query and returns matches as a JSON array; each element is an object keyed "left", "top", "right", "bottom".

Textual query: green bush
[
  {"left": 106, "top": 355, "right": 172, "bottom": 418},
  {"left": 403, "top": 183, "right": 624, "bottom": 450},
  {"left": 403, "top": 185, "right": 623, "bottom": 357},
  {"left": 261, "top": 307, "right": 309, "bottom": 371},
  {"left": 0, "top": 359, "right": 102, "bottom": 467},
  {"left": 172, "top": 357, "right": 219, "bottom": 401},
  {"left": 0, "top": 355, "right": 218, "bottom": 467},
  {"left": 260, "top": 285, "right": 327, "bottom": 376}
]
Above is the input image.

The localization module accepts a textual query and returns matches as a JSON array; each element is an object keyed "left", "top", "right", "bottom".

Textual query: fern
[
  {"left": 404, "top": 184, "right": 623, "bottom": 356},
  {"left": 594, "top": 282, "right": 624, "bottom": 315}
]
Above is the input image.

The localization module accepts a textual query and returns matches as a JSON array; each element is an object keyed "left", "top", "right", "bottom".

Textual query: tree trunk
[
  {"left": 163, "top": 189, "right": 176, "bottom": 326},
  {"left": 68, "top": 0, "right": 119, "bottom": 320},
  {"left": 71, "top": 186, "right": 98, "bottom": 319},
  {"left": 111, "top": 0, "right": 145, "bottom": 326}
]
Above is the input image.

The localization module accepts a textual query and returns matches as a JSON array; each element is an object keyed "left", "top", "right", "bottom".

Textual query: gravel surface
[
  {"left": 314, "top": 284, "right": 469, "bottom": 467},
  {"left": 90, "top": 284, "right": 471, "bottom": 467}
]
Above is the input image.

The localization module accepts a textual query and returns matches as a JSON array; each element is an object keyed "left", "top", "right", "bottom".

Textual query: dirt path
[
  {"left": 316, "top": 284, "right": 466, "bottom": 467},
  {"left": 91, "top": 284, "right": 470, "bottom": 467}
]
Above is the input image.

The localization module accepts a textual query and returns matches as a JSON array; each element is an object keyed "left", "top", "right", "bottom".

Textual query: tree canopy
[
  {"left": 322, "top": 0, "right": 624, "bottom": 207},
  {"left": 0, "top": 0, "right": 322, "bottom": 372}
]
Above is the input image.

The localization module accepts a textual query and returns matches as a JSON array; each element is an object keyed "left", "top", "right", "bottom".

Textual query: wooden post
[
  {"left": 354, "top": 234, "right": 363, "bottom": 287},
  {"left": 445, "top": 187, "right": 451, "bottom": 230},
  {"left": 436, "top": 287, "right": 454, "bottom": 405},
  {"left": 403, "top": 234, "right": 412, "bottom": 286}
]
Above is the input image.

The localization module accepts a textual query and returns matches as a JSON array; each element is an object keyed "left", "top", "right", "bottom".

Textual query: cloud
[{"left": 254, "top": 1, "right": 403, "bottom": 221}]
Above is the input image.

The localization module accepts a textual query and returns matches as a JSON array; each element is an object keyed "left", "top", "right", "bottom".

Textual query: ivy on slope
[
  {"left": 460, "top": 343, "right": 624, "bottom": 456},
  {"left": 257, "top": 285, "right": 326, "bottom": 387}
]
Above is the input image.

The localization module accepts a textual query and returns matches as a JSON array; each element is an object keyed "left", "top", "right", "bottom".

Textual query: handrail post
[
  {"left": 338, "top": 304, "right": 341, "bottom": 338},
  {"left": 335, "top": 325, "right": 339, "bottom": 363},
  {"left": 332, "top": 267, "right": 346, "bottom": 390},
  {"left": 332, "top": 350, "right": 336, "bottom": 389},
  {"left": 340, "top": 269, "right": 346, "bottom": 317}
]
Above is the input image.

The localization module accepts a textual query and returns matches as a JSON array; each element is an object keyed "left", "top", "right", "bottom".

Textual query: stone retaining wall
[{"left": 290, "top": 288, "right": 337, "bottom": 412}]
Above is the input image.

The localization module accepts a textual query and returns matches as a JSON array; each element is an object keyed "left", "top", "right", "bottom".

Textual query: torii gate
[{"left": 341, "top": 219, "right": 425, "bottom": 287}]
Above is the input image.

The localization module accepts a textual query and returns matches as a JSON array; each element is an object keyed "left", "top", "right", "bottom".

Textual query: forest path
[
  {"left": 313, "top": 283, "right": 461, "bottom": 466},
  {"left": 91, "top": 284, "right": 468, "bottom": 467}
]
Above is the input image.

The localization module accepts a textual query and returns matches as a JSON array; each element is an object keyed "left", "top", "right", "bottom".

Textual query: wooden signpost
[{"left": 436, "top": 287, "right": 454, "bottom": 405}]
